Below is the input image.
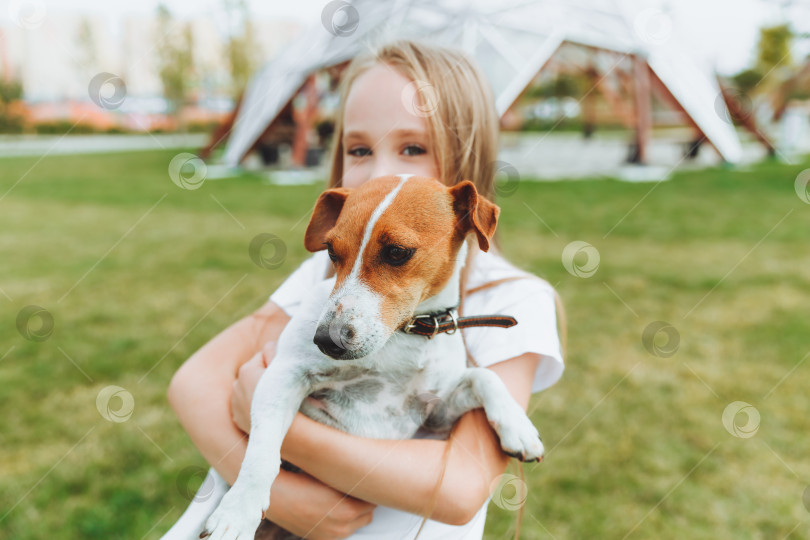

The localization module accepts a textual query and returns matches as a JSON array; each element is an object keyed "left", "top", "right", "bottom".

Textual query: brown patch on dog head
[
  {"left": 304, "top": 187, "right": 351, "bottom": 252},
  {"left": 313, "top": 175, "right": 500, "bottom": 338},
  {"left": 355, "top": 176, "right": 467, "bottom": 330},
  {"left": 447, "top": 180, "right": 499, "bottom": 252},
  {"left": 313, "top": 176, "right": 408, "bottom": 289}
]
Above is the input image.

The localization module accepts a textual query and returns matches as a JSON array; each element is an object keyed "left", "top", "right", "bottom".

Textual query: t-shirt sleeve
[
  {"left": 269, "top": 251, "right": 329, "bottom": 318},
  {"left": 461, "top": 278, "right": 564, "bottom": 393}
]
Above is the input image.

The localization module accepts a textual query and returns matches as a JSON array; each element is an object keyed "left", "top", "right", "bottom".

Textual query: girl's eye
[
  {"left": 347, "top": 147, "right": 371, "bottom": 157},
  {"left": 381, "top": 245, "right": 415, "bottom": 266},
  {"left": 402, "top": 145, "right": 426, "bottom": 156}
]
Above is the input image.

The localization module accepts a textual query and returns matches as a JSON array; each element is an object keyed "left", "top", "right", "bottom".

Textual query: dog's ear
[
  {"left": 448, "top": 180, "right": 499, "bottom": 252},
  {"left": 304, "top": 188, "right": 351, "bottom": 252}
]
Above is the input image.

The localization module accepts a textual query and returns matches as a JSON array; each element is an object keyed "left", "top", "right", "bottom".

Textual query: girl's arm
[
  {"left": 283, "top": 353, "right": 539, "bottom": 525},
  {"left": 167, "top": 300, "right": 287, "bottom": 483},
  {"left": 232, "top": 343, "right": 539, "bottom": 525},
  {"left": 167, "top": 300, "right": 376, "bottom": 538},
  {"left": 171, "top": 297, "right": 539, "bottom": 526}
]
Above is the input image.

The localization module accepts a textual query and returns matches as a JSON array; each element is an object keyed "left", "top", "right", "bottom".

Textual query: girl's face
[{"left": 340, "top": 63, "right": 439, "bottom": 188}]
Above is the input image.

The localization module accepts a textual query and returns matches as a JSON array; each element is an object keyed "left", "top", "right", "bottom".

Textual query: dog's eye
[
  {"left": 381, "top": 245, "right": 414, "bottom": 266},
  {"left": 324, "top": 242, "right": 339, "bottom": 263}
]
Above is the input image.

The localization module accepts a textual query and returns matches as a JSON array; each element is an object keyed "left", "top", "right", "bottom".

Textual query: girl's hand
[
  {"left": 267, "top": 470, "right": 376, "bottom": 539},
  {"left": 231, "top": 341, "right": 276, "bottom": 433}
]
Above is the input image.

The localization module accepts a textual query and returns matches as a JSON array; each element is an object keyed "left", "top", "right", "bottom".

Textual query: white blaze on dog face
[
  {"left": 309, "top": 175, "right": 497, "bottom": 359},
  {"left": 318, "top": 175, "right": 411, "bottom": 359}
]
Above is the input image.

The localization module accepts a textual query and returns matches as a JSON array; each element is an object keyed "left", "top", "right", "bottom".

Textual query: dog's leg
[
  {"left": 441, "top": 368, "right": 544, "bottom": 462},
  {"left": 202, "top": 354, "right": 310, "bottom": 540}
]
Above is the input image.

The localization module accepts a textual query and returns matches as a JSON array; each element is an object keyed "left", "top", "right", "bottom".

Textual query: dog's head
[{"left": 303, "top": 175, "right": 499, "bottom": 360}]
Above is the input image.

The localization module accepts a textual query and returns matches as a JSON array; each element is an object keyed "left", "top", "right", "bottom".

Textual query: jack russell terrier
[{"left": 201, "top": 174, "right": 544, "bottom": 539}]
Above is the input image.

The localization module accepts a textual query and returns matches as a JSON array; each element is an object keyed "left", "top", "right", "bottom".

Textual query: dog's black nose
[{"left": 314, "top": 325, "right": 349, "bottom": 358}]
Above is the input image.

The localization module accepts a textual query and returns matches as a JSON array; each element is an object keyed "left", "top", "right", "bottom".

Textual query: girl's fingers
[
  {"left": 347, "top": 504, "right": 376, "bottom": 531},
  {"left": 236, "top": 354, "right": 262, "bottom": 382},
  {"left": 261, "top": 341, "right": 277, "bottom": 367},
  {"left": 346, "top": 497, "right": 377, "bottom": 515},
  {"left": 248, "top": 351, "right": 265, "bottom": 368}
]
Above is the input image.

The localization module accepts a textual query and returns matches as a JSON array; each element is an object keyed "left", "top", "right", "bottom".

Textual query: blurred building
[{"left": 0, "top": 9, "right": 301, "bottom": 132}]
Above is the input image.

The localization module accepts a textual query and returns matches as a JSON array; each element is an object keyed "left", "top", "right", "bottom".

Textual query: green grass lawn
[{"left": 1, "top": 149, "right": 809, "bottom": 539}]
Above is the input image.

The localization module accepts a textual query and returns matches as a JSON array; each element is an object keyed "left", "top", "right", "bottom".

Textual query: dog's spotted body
[{"left": 202, "top": 175, "right": 544, "bottom": 540}]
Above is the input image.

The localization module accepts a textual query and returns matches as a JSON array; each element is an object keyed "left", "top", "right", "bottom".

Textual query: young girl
[{"left": 166, "top": 39, "right": 564, "bottom": 539}]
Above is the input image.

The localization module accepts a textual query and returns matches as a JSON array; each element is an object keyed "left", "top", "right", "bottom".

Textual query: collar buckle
[
  {"left": 403, "top": 313, "right": 434, "bottom": 335},
  {"left": 403, "top": 309, "right": 459, "bottom": 339}
]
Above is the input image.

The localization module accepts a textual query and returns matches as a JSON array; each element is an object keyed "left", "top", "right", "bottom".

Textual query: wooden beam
[
  {"left": 291, "top": 74, "right": 318, "bottom": 167},
  {"left": 233, "top": 60, "right": 350, "bottom": 165},
  {"left": 499, "top": 45, "right": 560, "bottom": 127},
  {"left": 647, "top": 69, "right": 708, "bottom": 159},
  {"left": 199, "top": 94, "right": 241, "bottom": 160},
  {"left": 244, "top": 96, "right": 296, "bottom": 162},
  {"left": 632, "top": 55, "right": 652, "bottom": 164},
  {"left": 719, "top": 82, "right": 776, "bottom": 156},
  {"left": 582, "top": 66, "right": 597, "bottom": 138},
  {"left": 586, "top": 65, "right": 635, "bottom": 129}
]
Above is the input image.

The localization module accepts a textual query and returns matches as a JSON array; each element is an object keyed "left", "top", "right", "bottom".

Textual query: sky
[{"left": 3, "top": 0, "right": 809, "bottom": 75}]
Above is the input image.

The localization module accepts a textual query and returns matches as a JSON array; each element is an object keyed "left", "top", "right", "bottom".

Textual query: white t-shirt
[{"left": 268, "top": 247, "right": 565, "bottom": 539}]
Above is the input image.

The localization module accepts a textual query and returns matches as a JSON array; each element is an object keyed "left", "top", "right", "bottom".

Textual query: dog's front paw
[
  {"left": 490, "top": 409, "right": 545, "bottom": 463},
  {"left": 200, "top": 490, "right": 263, "bottom": 540}
]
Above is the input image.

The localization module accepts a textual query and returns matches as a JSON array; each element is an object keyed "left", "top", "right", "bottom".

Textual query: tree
[
  {"left": 0, "top": 79, "right": 23, "bottom": 103},
  {"left": 155, "top": 5, "right": 195, "bottom": 116},
  {"left": 731, "top": 68, "right": 764, "bottom": 94},
  {"left": 223, "top": 0, "right": 257, "bottom": 99},
  {"left": 757, "top": 24, "right": 793, "bottom": 73},
  {"left": 0, "top": 79, "right": 25, "bottom": 133},
  {"left": 526, "top": 73, "right": 584, "bottom": 99},
  {"left": 729, "top": 23, "right": 794, "bottom": 98},
  {"left": 76, "top": 17, "right": 97, "bottom": 75}
]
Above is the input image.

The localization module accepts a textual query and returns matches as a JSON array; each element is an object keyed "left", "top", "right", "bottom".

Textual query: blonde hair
[{"left": 327, "top": 39, "right": 500, "bottom": 200}]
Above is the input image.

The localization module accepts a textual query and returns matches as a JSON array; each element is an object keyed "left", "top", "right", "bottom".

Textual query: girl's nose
[{"left": 368, "top": 155, "right": 399, "bottom": 180}]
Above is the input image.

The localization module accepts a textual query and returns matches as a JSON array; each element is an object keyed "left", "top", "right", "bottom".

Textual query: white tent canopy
[{"left": 222, "top": 0, "right": 743, "bottom": 166}]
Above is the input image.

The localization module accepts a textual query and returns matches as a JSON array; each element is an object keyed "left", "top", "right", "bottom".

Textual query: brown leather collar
[{"left": 401, "top": 308, "right": 517, "bottom": 339}]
